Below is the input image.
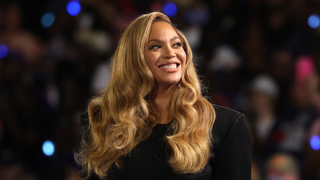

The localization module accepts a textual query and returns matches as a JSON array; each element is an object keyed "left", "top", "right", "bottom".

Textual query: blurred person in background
[
  {"left": 305, "top": 116, "right": 320, "bottom": 179},
  {"left": 1, "top": 3, "right": 44, "bottom": 65},
  {"left": 0, "top": 1, "right": 103, "bottom": 179},
  {"left": 304, "top": 60, "right": 320, "bottom": 179},
  {"left": 248, "top": 74, "right": 279, "bottom": 178},
  {"left": 267, "top": 49, "right": 294, "bottom": 112},
  {"left": 251, "top": 160, "right": 262, "bottom": 180},
  {"left": 0, "top": 3, "right": 45, "bottom": 177},
  {"left": 239, "top": 19, "right": 266, "bottom": 81},
  {"left": 265, "top": 153, "right": 300, "bottom": 180},
  {"left": 206, "top": 44, "right": 242, "bottom": 108},
  {"left": 264, "top": 56, "right": 320, "bottom": 179},
  {"left": 249, "top": 75, "right": 279, "bottom": 146}
]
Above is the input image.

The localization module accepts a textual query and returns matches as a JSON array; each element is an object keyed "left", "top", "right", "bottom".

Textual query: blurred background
[{"left": 1, "top": 0, "right": 320, "bottom": 179}]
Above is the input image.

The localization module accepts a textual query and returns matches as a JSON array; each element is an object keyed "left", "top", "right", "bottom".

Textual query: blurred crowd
[{"left": 0, "top": 0, "right": 320, "bottom": 179}]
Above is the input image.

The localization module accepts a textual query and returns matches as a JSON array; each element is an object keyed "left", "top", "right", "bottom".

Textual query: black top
[{"left": 84, "top": 105, "right": 252, "bottom": 180}]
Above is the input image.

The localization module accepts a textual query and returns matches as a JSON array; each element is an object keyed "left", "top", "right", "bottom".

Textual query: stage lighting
[
  {"left": 67, "top": 1, "right": 81, "bottom": 16},
  {"left": 310, "top": 135, "right": 320, "bottom": 151},
  {"left": 42, "top": 140, "right": 55, "bottom": 156},
  {"left": 0, "top": 45, "right": 8, "bottom": 59},
  {"left": 308, "top": 14, "right": 320, "bottom": 29},
  {"left": 163, "top": 2, "right": 177, "bottom": 17},
  {"left": 41, "top": 12, "right": 55, "bottom": 28}
]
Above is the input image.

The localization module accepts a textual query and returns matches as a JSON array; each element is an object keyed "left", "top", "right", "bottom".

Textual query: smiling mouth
[{"left": 158, "top": 63, "right": 180, "bottom": 69}]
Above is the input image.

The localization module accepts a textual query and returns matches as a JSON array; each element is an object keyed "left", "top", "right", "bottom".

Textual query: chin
[
  {"left": 155, "top": 73, "right": 183, "bottom": 87},
  {"left": 164, "top": 78, "right": 181, "bottom": 86}
]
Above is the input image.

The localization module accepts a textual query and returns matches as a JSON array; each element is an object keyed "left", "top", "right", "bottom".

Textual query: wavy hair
[{"left": 74, "top": 12, "right": 216, "bottom": 179}]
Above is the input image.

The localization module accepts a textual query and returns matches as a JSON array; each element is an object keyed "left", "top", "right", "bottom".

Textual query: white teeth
[{"left": 160, "top": 64, "right": 177, "bottom": 69}]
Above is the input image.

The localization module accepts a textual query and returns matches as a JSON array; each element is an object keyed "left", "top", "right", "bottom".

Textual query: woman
[{"left": 75, "top": 12, "right": 252, "bottom": 180}]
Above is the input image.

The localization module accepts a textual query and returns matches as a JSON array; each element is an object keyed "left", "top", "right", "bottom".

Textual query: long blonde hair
[{"left": 74, "top": 12, "right": 216, "bottom": 179}]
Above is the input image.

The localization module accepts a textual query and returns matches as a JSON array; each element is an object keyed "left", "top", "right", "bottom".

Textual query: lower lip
[{"left": 159, "top": 65, "right": 180, "bottom": 73}]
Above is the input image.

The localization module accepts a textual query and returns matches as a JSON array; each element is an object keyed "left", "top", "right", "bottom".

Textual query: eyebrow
[{"left": 147, "top": 37, "right": 181, "bottom": 44}]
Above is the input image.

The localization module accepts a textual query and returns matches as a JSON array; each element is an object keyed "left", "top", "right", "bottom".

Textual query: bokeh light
[
  {"left": 0, "top": 45, "right": 9, "bottom": 59},
  {"left": 42, "top": 140, "right": 55, "bottom": 156},
  {"left": 308, "top": 14, "right": 320, "bottom": 29},
  {"left": 163, "top": 2, "right": 177, "bottom": 17},
  {"left": 67, "top": 1, "right": 81, "bottom": 16},
  {"left": 41, "top": 12, "right": 55, "bottom": 28},
  {"left": 185, "top": 10, "right": 210, "bottom": 25},
  {"left": 150, "top": 1, "right": 162, "bottom": 12},
  {"left": 310, "top": 135, "right": 320, "bottom": 150}
]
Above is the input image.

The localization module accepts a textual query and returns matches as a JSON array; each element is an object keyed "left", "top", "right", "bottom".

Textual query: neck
[{"left": 151, "top": 84, "right": 176, "bottom": 124}]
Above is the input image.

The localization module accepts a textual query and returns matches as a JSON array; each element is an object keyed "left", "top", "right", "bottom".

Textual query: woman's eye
[
  {"left": 150, "top": 45, "right": 160, "bottom": 50},
  {"left": 173, "top": 43, "right": 182, "bottom": 47}
]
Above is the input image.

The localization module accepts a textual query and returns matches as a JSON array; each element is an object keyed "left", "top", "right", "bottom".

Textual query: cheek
[
  {"left": 177, "top": 51, "right": 187, "bottom": 73},
  {"left": 145, "top": 52, "right": 159, "bottom": 70},
  {"left": 177, "top": 50, "right": 187, "bottom": 65}
]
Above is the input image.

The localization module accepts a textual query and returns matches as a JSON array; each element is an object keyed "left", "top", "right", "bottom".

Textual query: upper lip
[{"left": 158, "top": 60, "right": 181, "bottom": 67}]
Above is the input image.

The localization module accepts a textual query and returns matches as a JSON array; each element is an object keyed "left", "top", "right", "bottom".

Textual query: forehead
[{"left": 148, "top": 21, "right": 179, "bottom": 39}]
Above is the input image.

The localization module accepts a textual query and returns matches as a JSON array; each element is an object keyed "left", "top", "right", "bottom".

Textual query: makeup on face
[{"left": 145, "top": 21, "right": 186, "bottom": 87}]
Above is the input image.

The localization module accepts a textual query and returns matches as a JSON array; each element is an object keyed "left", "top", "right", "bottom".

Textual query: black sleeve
[{"left": 211, "top": 113, "right": 252, "bottom": 180}]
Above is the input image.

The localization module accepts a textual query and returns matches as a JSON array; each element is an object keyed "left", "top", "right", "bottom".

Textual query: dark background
[{"left": 1, "top": 0, "right": 320, "bottom": 179}]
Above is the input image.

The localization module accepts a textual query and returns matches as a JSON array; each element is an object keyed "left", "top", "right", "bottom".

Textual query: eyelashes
[
  {"left": 149, "top": 45, "right": 161, "bottom": 50},
  {"left": 149, "top": 42, "right": 182, "bottom": 50},
  {"left": 173, "top": 42, "right": 182, "bottom": 47}
]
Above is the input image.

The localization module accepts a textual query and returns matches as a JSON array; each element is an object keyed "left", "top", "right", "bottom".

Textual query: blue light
[
  {"left": 41, "top": 12, "right": 55, "bottom": 28},
  {"left": 310, "top": 135, "right": 320, "bottom": 150},
  {"left": 185, "top": 10, "right": 210, "bottom": 25},
  {"left": 42, "top": 140, "right": 55, "bottom": 156},
  {"left": 163, "top": 2, "right": 177, "bottom": 17},
  {"left": 308, "top": 14, "right": 320, "bottom": 29},
  {"left": 67, "top": 1, "right": 81, "bottom": 16},
  {"left": 0, "top": 45, "right": 8, "bottom": 59}
]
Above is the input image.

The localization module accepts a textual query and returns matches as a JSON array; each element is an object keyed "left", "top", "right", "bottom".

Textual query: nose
[{"left": 163, "top": 46, "right": 176, "bottom": 59}]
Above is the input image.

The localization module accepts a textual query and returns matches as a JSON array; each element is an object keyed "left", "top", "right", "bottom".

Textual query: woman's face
[{"left": 145, "top": 21, "right": 186, "bottom": 88}]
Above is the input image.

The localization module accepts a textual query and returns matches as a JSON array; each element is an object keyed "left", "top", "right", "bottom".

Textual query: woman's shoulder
[
  {"left": 210, "top": 106, "right": 252, "bottom": 179},
  {"left": 211, "top": 104, "right": 250, "bottom": 157},
  {"left": 212, "top": 104, "right": 245, "bottom": 122},
  {"left": 212, "top": 104, "right": 246, "bottom": 131}
]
